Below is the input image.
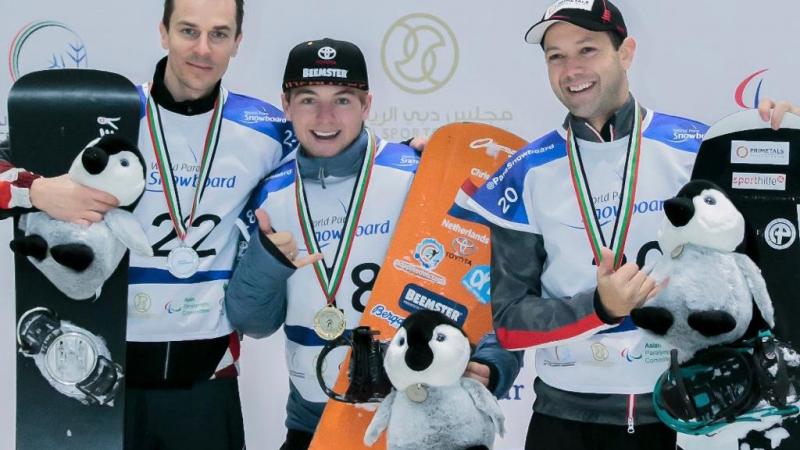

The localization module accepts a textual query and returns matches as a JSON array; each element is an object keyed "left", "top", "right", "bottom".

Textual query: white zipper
[{"left": 626, "top": 394, "right": 635, "bottom": 434}]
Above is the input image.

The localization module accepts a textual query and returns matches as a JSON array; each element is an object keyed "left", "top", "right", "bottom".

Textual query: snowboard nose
[
  {"left": 664, "top": 197, "right": 694, "bottom": 227},
  {"left": 82, "top": 146, "right": 109, "bottom": 175}
]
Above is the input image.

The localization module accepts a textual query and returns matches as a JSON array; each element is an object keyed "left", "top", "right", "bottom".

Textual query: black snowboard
[
  {"left": 692, "top": 109, "right": 800, "bottom": 449},
  {"left": 9, "top": 69, "right": 140, "bottom": 450}
]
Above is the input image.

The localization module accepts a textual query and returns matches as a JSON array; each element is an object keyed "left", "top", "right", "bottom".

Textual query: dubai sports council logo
[
  {"left": 734, "top": 68, "right": 768, "bottom": 109},
  {"left": 381, "top": 13, "right": 459, "bottom": 94},
  {"left": 9, "top": 21, "right": 88, "bottom": 82}
]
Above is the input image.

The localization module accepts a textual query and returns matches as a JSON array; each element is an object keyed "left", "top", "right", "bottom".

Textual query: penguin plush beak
[
  {"left": 384, "top": 310, "right": 472, "bottom": 391},
  {"left": 664, "top": 197, "right": 694, "bottom": 227},
  {"left": 81, "top": 146, "right": 109, "bottom": 175},
  {"left": 405, "top": 324, "right": 434, "bottom": 371}
]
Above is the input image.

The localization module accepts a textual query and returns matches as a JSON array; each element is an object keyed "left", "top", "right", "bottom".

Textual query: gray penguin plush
[
  {"left": 631, "top": 180, "right": 774, "bottom": 362},
  {"left": 364, "top": 310, "right": 505, "bottom": 450},
  {"left": 10, "top": 135, "right": 152, "bottom": 300}
]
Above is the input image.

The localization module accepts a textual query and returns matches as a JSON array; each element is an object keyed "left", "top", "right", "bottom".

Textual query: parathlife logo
[
  {"left": 381, "top": 13, "right": 459, "bottom": 94},
  {"left": 9, "top": 21, "right": 88, "bottom": 81}
]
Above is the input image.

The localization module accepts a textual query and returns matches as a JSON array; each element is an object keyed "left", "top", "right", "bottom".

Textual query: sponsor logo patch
[
  {"left": 414, "top": 238, "right": 445, "bottom": 270},
  {"left": 370, "top": 304, "right": 404, "bottom": 328},
  {"left": 399, "top": 284, "right": 468, "bottom": 326},
  {"left": 165, "top": 297, "right": 211, "bottom": 316},
  {"left": 591, "top": 342, "right": 609, "bottom": 361},
  {"left": 441, "top": 218, "right": 489, "bottom": 244},
  {"left": 764, "top": 218, "right": 797, "bottom": 250},
  {"left": 302, "top": 68, "right": 348, "bottom": 78},
  {"left": 462, "top": 265, "right": 491, "bottom": 304},
  {"left": 392, "top": 259, "right": 446, "bottom": 286},
  {"left": 731, "top": 172, "right": 786, "bottom": 191},
  {"left": 731, "top": 140, "right": 790, "bottom": 165},
  {"left": 133, "top": 293, "right": 151, "bottom": 313}
]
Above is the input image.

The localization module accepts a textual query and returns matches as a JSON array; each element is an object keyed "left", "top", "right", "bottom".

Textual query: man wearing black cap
[
  {"left": 225, "top": 38, "right": 522, "bottom": 450},
  {"left": 462, "top": 1, "right": 798, "bottom": 449}
]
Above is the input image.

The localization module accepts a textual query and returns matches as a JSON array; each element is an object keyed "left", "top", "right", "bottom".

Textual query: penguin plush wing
[
  {"left": 461, "top": 377, "right": 506, "bottom": 437},
  {"left": 104, "top": 209, "right": 153, "bottom": 257},
  {"left": 734, "top": 253, "right": 775, "bottom": 328},
  {"left": 364, "top": 390, "right": 395, "bottom": 446}
]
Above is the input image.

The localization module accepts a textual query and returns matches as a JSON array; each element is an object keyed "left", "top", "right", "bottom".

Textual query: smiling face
[
  {"left": 543, "top": 22, "right": 635, "bottom": 130},
  {"left": 282, "top": 85, "right": 372, "bottom": 158},
  {"left": 159, "top": 0, "right": 242, "bottom": 102}
]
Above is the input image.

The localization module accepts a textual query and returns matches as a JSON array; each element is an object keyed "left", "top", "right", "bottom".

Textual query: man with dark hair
[
  {"left": 0, "top": 1, "right": 293, "bottom": 449},
  {"left": 462, "top": 1, "right": 799, "bottom": 449},
  {"left": 225, "top": 37, "right": 521, "bottom": 450},
  {"left": 162, "top": 0, "right": 245, "bottom": 38}
]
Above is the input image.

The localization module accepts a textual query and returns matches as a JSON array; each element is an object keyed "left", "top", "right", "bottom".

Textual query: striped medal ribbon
[
  {"left": 295, "top": 129, "right": 377, "bottom": 340},
  {"left": 566, "top": 102, "right": 643, "bottom": 269},
  {"left": 145, "top": 85, "right": 223, "bottom": 279}
]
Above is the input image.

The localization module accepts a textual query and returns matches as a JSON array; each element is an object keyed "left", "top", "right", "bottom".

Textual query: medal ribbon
[
  {"left": 295, "top": 129, "right": 377, "bottom": 305},
  {"left": 566, "top": 102, "right": 643, "bottom": 269},
  {"left": 146, "top": 84, "right": 223, "bottom": 241}
]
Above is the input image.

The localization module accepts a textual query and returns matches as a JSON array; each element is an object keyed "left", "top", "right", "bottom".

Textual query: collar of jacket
[
  {"left": 296, "top": 128, "right": 368, "bottom": 181},
  {"left": 149, "top": 56, "right": 221, "bottom": 116},
  {"left": 562, "top": 94, "right": 647, "bottom": 142}
]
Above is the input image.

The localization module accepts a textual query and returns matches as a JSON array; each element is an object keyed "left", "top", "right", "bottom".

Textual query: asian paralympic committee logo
[
  {"left": 734, "top": 68, "right": 768, "bottom": 109},
  {"left": 8, "top": 21, "right": 88, "bottom": 82},
  {"left": 381, "top": 13, "right": 459, "bottom": 94}
]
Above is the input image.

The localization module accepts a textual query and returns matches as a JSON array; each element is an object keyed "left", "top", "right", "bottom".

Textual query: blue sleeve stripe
[
  {"left": 285, "top": 325, "right": 338, "bottom": 347},
  {"left": 137, "top": 85, "right": 147, "bottom": 120},
  {"left": 596, "top": 317, "right": 638, "bottom": 334},
  {"left": 222, "top": 92, "right": 286, "bottom": 143},
  {"left": 374, "top": 142, "right": 420, "bottom": 173},
  {"left": 447, "top": 204, "right": 492, "bottom": 226},
  {"left": 643, "top": 112, "right": 709, "bottom": 154},
  {"left": 127, "top": 267, "right": 232, "bottom": 285},
  {"left": 466, "top": 197, "right": 534, "bottom": 232}
]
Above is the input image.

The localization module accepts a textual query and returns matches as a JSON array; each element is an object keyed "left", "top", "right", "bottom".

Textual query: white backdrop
[{"left": 0, "top": 1, "right": 797, "bottom": 449}]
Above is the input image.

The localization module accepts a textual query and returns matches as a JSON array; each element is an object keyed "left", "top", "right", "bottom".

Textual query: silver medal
[
  {"left": 405, "top": 383, "right": 428, "bottom": 403},
  {"left": 167, "top": 246, "right": 200, "bottom": 279}
]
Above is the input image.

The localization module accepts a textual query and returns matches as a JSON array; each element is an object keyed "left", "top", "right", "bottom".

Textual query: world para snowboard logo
[{"left": 9, "top": 20, "right": 88, "bottom": 81}]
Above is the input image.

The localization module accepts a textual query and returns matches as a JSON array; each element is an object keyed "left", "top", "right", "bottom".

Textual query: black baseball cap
[
  {"left": 282, "top": 38, "right": 369, "bottom": 92},
  {"left": 524, "top": 0, "right": 627, "bottom": 45}
]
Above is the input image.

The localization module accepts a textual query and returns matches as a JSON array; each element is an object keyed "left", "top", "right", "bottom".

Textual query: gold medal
[{"left": 314, "top": 305, "right": 346, "bottom": 341}]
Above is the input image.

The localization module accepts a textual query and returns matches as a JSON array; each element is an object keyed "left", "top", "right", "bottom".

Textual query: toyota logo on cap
[{"left": 318, "top": 46, "right": 336, "bottom": 60}]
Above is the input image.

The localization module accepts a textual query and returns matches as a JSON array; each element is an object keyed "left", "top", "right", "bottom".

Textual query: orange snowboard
[{"left": 309, "top": 123, "right": 526, "bottom": 449}]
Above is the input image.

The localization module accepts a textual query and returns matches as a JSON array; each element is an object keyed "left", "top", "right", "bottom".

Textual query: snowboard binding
[{"left": 654, "top": 331, "right": 800, "bottom": 435}]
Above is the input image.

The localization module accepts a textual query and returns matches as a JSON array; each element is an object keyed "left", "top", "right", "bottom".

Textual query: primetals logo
[
  {"left": 381, "top": 13, "right": 459, "bottom": 94},
  {"left": 9, "top": 21, "right": 88, "bottom": 81}
]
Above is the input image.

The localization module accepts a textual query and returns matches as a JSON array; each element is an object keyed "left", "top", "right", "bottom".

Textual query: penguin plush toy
[
  {"left": 10, "top": 135, "right": 152, "bottom": 300},
  {"left": 630, "top": 180, "right": 775, "bottom": 362},
  {"left": 364, "top": 310, "right": 504, "bottom": 450}
]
